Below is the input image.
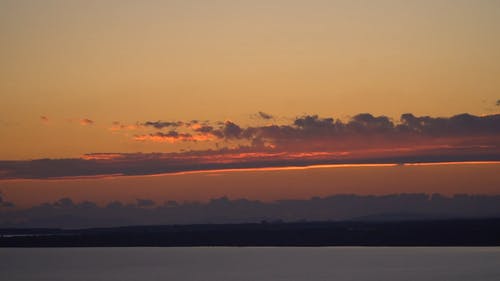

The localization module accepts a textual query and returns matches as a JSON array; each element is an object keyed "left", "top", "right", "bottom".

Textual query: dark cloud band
[{"left": 1, "top": 113, "right": 499, "bottom": 179}]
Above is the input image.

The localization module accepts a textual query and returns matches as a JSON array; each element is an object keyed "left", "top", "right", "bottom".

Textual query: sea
[{"left": 1, "top": 247, "right": 499, "bottom": 281}]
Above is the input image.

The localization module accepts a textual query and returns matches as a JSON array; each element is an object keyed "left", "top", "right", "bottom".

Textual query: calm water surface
[{"left": 1, "top": 247, "right": 499, "bottom": 281}]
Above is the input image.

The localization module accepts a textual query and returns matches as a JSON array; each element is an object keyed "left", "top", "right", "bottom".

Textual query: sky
[{"left": 0, "top": 1, "right": 499, "bottom": 216}]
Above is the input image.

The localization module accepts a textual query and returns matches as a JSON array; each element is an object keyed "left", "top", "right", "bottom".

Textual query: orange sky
[
  {"left": 0, "top": 1, "right": 499, "bottom": 208},
  {"left": 1, "top": 0, "right": 500, "bottom": 159}
]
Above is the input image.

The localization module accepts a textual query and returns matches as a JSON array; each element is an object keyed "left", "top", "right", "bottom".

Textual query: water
[{"left": 1, "top": 247, "right": 499, "bottom": 281}]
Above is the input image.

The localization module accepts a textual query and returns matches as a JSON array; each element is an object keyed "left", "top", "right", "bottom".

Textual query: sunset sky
[{"left": 0, "top": 1, "right": 499, "bottom": 211}]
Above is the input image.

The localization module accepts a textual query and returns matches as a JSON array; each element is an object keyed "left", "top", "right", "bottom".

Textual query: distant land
[{"left": 1, "top": 219, "right": 500, "bottom": 247}]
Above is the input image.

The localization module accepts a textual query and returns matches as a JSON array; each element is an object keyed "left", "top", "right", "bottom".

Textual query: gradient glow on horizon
[
  {"left": 2, "top": 162, "right": 499, "bottom": 208},
  {"left": 1, "top": 0, "right": 500, "bottom": 159}
]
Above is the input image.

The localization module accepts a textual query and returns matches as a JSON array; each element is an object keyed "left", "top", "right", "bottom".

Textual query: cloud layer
[
  {"left": 133, "top": 113, "right": 500, "bottom": 151},
  {"left": 1, "top": 193, "right": 500, "bottom": 228},
  {"left": 2, "top": 113, "right": 499, "bottom": 179}
]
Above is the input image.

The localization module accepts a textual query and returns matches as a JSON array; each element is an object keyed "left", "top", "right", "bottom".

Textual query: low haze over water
[{"left": 1, "top": 247, "right": 499, "bottom": 281}]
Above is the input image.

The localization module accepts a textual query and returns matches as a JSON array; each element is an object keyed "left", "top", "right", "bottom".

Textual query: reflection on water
[{"left": 1, "top": 247, "right": 499, "bottom": 281}]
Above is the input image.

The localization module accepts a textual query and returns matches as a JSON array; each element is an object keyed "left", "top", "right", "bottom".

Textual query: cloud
[
  {"left": 192, "top": 121, "right": 245, "bottom": 140},
  {"left": 258, "top": 111, "right": 273, "bottom": 120},
  {"left": 134, "top": 131, "right": 192, "bottom": 143},
  {"left": 110, "top": 121, "right": 141, "bottom": 131},
  {"left": 193, "top": 125, "right": 216, "bottom": 134},
  {"left": 80, "top": 118, "right": 94, "bottom": 126},
  {"left": 222, "top": 121, "right": 243, "bottom": 139},
  {"left": 134, "top": 120, "right": 246, "bottom": 143},
  {"left": 0, "top": 113, "right": 499, "bottom": 180},
  {"left": 136, "top": 198, "right": 155, "bottom": 208},
  {"left": 142, "top": 121, "right": 183, "bottom": 129},
  {"left": 134, "top": 130, "right": 215, "bottom": 143},
  {"left": 1, "top": 193, "right": 500, "bottom": 228},
  {"left": 221, "top": 113, "right": 500, "bottom": 156},
  {"left": 0, "top": 191, "right": 15, "bottom": 208},
  {"left": 53, "top": 197, "right": 75, "bottom": 208}
]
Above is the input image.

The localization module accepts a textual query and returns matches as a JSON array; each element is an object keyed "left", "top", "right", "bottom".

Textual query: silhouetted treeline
[{"left": 1, "top": 219, "right": 500, "bottom": 247}]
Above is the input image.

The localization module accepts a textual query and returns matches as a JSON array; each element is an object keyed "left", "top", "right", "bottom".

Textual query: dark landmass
[{"left": 1, "top": 218, "right": 499, "bottom": 247}]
